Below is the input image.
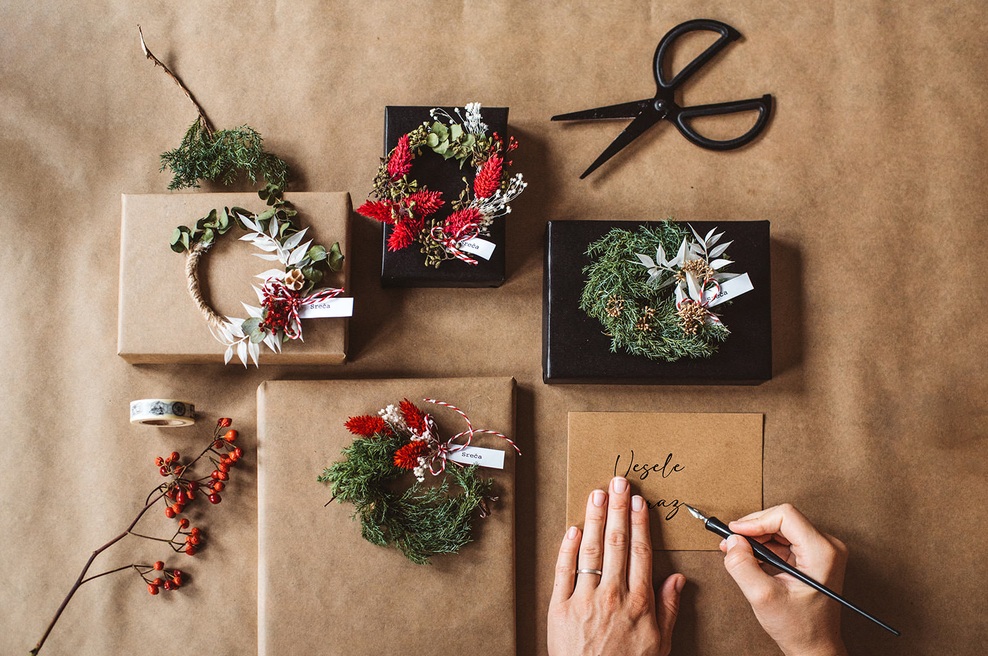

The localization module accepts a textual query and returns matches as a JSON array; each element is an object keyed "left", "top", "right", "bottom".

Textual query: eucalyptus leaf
[
  {"left": 328, "top": 242, "right": 344, "bottom": 272},
  {"left": 426, "top": 133, "right": 439, "bottom": 148},
  {"left": 257, "top": 208, "right": 276, "bottom": 223},
  {"left": 241, "top": 317, "right": 261, "bottom": 334},
  {"left": 450, "top": 123, "right": 463, "bottom": 140},
  {"left": 307, "top": 244, "right": 327, "bottom": 262}
]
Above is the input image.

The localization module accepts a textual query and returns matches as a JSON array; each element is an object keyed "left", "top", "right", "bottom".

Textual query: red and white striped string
[{"left": 421, "top": 398, "right": 520, "bottom": 475}]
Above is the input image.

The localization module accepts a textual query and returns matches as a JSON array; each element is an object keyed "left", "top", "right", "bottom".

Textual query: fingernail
[
  {"left": 726, "top": 535, "right": 741, "bottom": 549},
  {"left": 566, "top": 526, "right": 578, "bottom": 540},
  {"left": 632, "top": 495, "right": 643, "bottom": 511},
  {"left": 592, "top": 490, "right": 606, "bottom": 507},
  {"left": 612, "top": 476, "right": 628, "bottom": 493},
  {"left": 719, "top": 539, "right": 727, "bottom": 549},
  {"left": 675, "top": 574, "right": 686, "bottom": 593}
]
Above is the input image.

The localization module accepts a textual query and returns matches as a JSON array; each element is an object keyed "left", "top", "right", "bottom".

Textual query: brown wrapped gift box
[
  {"left": 117, "top": 192, "right": 351, "bottom": 364},
  {"left": 257, "top": 377, "right": 517, "bottom": 656}
]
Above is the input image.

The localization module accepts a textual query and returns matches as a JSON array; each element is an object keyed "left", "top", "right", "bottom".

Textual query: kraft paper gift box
[
  {"left": 379, "top": 105, "right": 509, "bottom": 288},
  {"left": 117, "top": 192, "right": 351, "bottom": 364},
  {"left": 257, "top": 377, "right": 517, "bottom": 656},
  {"left": 543, "top": 220, "right": 772, "bottom": 384}
]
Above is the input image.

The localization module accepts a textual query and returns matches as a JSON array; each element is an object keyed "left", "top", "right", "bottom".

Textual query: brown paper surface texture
[
  {"left": 118, "top": 192, "right": 351, "bottom": 364},
  {"left": 257, "top": 377, "right": 516, "bottom": 656},
  {"left": 566, "top": 412, "right": 763, "bottom": 550}
]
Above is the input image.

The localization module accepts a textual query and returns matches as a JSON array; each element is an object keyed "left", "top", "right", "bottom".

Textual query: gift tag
[
  {"left": 704, "top": 273, "right": 754, "bottom": 307},
  {"left": 446, "top": 445, "right": 505, "bottom": 469},
  {"left": 299, "top": 297, "right": 354, "bottom": 319},
  {"left": 457, "top": 237, "right": 496, "bottom": 261}
]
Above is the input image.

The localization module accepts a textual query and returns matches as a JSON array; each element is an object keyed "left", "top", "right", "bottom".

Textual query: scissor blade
[
  {"left": 580, "top": 108, "right": 663, "bottom": 179},
  {"left": 552, "top": 100, "right": 651, "bottom": 121}
]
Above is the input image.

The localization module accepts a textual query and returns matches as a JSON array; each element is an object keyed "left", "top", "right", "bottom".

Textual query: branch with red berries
[{"left": 30, "top": 418, "right": 243, "bottom": 655}]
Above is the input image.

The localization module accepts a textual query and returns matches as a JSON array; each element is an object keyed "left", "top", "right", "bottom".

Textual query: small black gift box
[
  {"left": 380, "top": 105, "right": 509, "bottom": 288},
  {"left": 543, "top": 220, "right": 772, "bottom": 385}
]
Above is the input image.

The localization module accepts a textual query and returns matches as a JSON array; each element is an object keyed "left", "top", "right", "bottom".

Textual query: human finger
[
  {"left": 601, "top": 477, "right": 631, "bottom": 587},
  {"left": 722, "top": 534, "right": 778, "bottom": 605},
  {"left": 550, "top": 525, "right": 582, "bottom": 606},
  {"left": 656, "top": 573, "right": 685, "bottom": 655},
  {"left": 719, "top": 536, "right": 792, "bottom": 564},
  {"left": 576, "top": 488, "right": 607, "bottom": 589},
  {"left": 627, "top": 494, "right": 653, "bottom": 596},
  {"left": 728, "top": 503, "right": 831, "bottom": 554}
]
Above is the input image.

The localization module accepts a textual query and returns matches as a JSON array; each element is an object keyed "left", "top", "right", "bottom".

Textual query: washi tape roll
[{"left": 130, "top": 399, "right": 196, "bottom": 427}]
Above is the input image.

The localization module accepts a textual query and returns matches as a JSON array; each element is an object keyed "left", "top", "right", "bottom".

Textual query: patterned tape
[{"left": 130, "top": 399, "right": 196, "bottom": 427}]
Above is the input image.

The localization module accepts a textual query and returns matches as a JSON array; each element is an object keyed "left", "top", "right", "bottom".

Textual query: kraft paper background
[{"left": 2, "top": 2, "right": 985, "bottom": 655}]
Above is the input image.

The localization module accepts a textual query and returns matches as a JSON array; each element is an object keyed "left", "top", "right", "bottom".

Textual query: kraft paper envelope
[
  {"left": 258, "top": 377, "right": 517, "bottom": 656},
  {"left": 566, "top": 412, "right": 763, "bottom": 551}
]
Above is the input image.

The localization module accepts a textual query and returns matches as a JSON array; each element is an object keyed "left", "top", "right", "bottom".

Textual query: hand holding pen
[{"left": 714, "top": 504, "right": 854, "bottom": 656}]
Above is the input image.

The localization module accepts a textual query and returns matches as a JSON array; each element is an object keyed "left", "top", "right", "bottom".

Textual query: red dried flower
[
  {"left": 344, "top": 415, "right": 389, "bottom": 437},
  {"left": 399, "top": 399, "right": 427, "bottom": 433},
  {"left": 387, "top": 218, "right": 422, "bottom": 252},
  {"left": 403, "top": 190, "right": 445, "bottom": 218},
  {"left": 474, "top": 154, "right": 503, "bottom": 199},
  {"left": 357, "top": 199, "right": 398, "bottom": 225},
  {"left": 387, "top": 135, "right": 413, "bottom": 180},
  {"left": 443, "top": 207, "right": 483, "bottom": 236},
  {"left": 393, "top": 440, "right": 430, "bottom": 470}
]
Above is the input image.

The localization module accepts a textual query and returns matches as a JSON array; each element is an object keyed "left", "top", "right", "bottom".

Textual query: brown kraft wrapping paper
[
  {"left": 257, "top": 377, "right": 517, "bottom": 656},
  {"left": 118, "top": 192, "right": 351, "bottom": 364},
  {"left": 4, "top": 2, "right": 987, "bottom": 655}
]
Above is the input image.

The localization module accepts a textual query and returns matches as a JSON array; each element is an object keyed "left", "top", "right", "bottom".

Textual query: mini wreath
[
  {"left": 319, "top": 398, "right": 520, "bottom": 565},
  {"left": 170, "top": 184, "right": 345, "bottom": 366},
  {"left": 580, "top": 222, "right": 753, "bottom": 362},
  {"left": 357, "top": 102, "right": 527, "bottom": 267}
]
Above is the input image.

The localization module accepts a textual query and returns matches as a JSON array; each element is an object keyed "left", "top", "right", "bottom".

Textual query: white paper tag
[
  {"left": 446, "top": 445, "right": 505, "bottom": 469},
  {"left": 298, "top": 297, "right": 354, "bottom": 319},
  {"left": 704, "top": 273, "right": 754, "bottom": 308},
  {"left": 457, "top": 237, "right": 496, "bottom": 261}
]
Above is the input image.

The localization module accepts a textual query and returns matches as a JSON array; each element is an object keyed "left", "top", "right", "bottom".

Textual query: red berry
[
  {"left": 212, "top": 481, "right": 224, "bottom": 492},
  {"left": 170, "top": 451, "right": 179, "bottom": 461},
  {"left": 234, "top": 447, "right": 243, "bottom": 458},
  {"left": 213, "top": 440, "right": 223, "bottom": 450},
  {"left": 190, "top": 527, "right": 201, "bottom": 537},
  {"left": 217, "top": 418, "right": 232, "bottom": 428},
  {"left": 223, "top": 430, "right": 238, "bottom": 443},
  {"left": 173, "top": 569, "right": 183, "bottom": 577},
  {"left": 163, "top": 581, "right": 173, "bottom": 591},
  {"left": 218, "top": 462, "right": 230, "bottom": 473},
  {"left": 175, "top": 490, "right": 186, "bottom": 504},
  {"left": 185, "top": 488, "right": 195, "bottom": 501},
  {"left": 153, "top": 561, "right": 164, "bottom": 571},
  {"left": 164, "top": 507, "right": 176, "bottom": 519},
  {"left": 208, "top": 493, "right": 221, "bottom": 504},
  {"left": 189, "top": 534, "right": 200, "bottom": 546},
  {"left": 152, "top": 577, "right": 163, "bottom": 587},
  {"left": 210, "top": 470, "right": 221, "bottom": 480},
  {"left": 159, "top": 466, "right": 169, "bottom": 477},
  {"left": 166, "top": 488, "right": 177, "bottom": 500},
  {"left": 185, "top": 545, "right": 197, "bottom": 556},
  {"left": 217, "top": 471, "right": 228, "bottom": 481},
  {"left": 188, "top": 481, "right": 199, "bottom": 491},
  {"left": 179, "top": 518, "right": 190, "bottom": 529},
  {"left": 155, "top": 457, "right": 164, "bottom": 466},
  {"left": 148, "top": 584, "right": 159, "bottom": 595}
]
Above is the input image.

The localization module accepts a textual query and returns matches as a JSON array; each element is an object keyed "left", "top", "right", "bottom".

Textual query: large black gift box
[
  {"left": 543, "top": 220, "right": 772, "bottom": 385},
  {"left": 380, "top": 105, "right": 509, "bottom": 288}
]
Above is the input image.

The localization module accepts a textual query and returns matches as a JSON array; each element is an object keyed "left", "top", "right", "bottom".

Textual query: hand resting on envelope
[
  {"left": 721, "top": 503, "right": 849, "bottom": 656},
  {"left": 548, "top": 476, "right": 685, "bottom": 656}
]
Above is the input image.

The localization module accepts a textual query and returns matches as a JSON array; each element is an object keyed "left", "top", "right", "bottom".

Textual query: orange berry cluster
[{"left": 140, "top": 561, "right": 184, "bottom": 596}]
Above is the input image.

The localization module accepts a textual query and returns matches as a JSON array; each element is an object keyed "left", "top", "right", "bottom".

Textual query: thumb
[
  {"left": 723, "top": 535, "right": 776, "bottom": 605},
  {"left": 657, "top": 573, "right": 685, "bottom": 653}
]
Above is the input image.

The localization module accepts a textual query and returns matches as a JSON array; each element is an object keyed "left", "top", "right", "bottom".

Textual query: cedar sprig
[
  {"left": 318, "top": 429, "right": 494, "bottom": 565},
  {"left": 580, "top": 223, "right": 730, "bottom": 361}
]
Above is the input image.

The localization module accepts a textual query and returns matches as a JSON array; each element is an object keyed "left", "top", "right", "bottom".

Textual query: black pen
[{"left": 685, "top": 504, "right": 900, "bottom": 637}]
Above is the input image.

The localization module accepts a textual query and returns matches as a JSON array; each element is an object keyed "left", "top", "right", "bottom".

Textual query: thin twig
[{"left": 138, "top": 25, "right": 214, "bottom": 137}]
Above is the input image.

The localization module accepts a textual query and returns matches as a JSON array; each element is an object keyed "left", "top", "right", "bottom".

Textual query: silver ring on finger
[{"left": 576, "top": 568, "right": 603, "bottom": 576}]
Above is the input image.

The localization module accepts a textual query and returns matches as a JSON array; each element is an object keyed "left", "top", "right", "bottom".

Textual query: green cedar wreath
[
  {"left": 580, "top": 222, "right": 753, "bottom": 362},
  {"left": 319, "top": 398, "right": 518, "bottom": 565}
]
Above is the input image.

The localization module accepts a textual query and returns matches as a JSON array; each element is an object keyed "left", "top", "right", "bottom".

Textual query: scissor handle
[
  {"left": 671, "top": 94, "right": 773, "bottom": 150},
  {"left": 653, "top": 19, "right": 741, "bottom": 92}
]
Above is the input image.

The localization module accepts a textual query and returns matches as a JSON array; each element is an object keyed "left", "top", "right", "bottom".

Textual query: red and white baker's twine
[
  {"left": 420, "top": 398, "right": 520, "bottom": 475},
  {"left": 429, "top": 225, "right": 480, "bottom": 265},
  {"left": 675, "top": 278, "right": 721, "bottom": 311},
  {"left": 261, "top": 279, "right": 344, "bottom": 339}
]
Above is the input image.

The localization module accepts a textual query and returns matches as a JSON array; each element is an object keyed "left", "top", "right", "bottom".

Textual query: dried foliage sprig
[
  {"left": 139, "top": 27, "right": 288, "bottom": 190},
  {"left": 31, "top": 418, "right": 243, "bottom": 655},
  {"left": 580, "top": 223, "right": 751, "bottom": 361}
]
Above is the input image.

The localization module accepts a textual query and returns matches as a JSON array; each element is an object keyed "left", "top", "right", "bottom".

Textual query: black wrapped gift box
[
  {"left": 543, "top": 220, "right": 772, "bottom": 385},
  {"left": 379, "top": 105, "right": 509, "bottom": 288}
]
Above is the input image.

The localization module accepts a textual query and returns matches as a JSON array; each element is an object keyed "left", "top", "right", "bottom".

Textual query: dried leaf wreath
[
  {"left": 319, "top": 399, "right": 520, "bottom": 564},
  {"left": 580, "top": 222, "right": 753, "bottom": 361},
  {"left": 357, "top": 103, "right": 527, "bottom": 267},
  {"left": 170, "top": 184, "right": 344, "bottom": 366}
]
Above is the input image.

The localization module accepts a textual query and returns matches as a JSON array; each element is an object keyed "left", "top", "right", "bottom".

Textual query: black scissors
[{"left": 551, "top": 19, "right": 773, "bottom": 179}]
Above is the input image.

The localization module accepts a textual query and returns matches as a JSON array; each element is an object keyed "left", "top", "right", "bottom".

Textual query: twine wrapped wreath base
[{"left": 170, "top": 185, "right": 344, "bottom": 366}]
